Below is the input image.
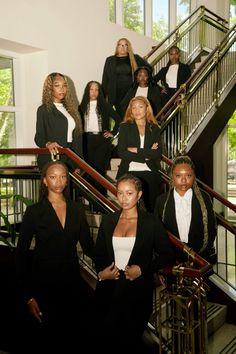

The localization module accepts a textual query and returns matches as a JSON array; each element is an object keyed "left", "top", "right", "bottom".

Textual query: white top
[
  {"left": 85, "top": 100, "right": 99, "bottom": 133},
  {"left": 129, "top": 135, "right": 151, "bottom": 171},
  {"left": 112, "top": 236, "right": 135, "bottom": 270},
  {"left": 166, "top": 64, "right": 179, "bottom": 88},
  {"left": 174, "top": 188, "right": 193, "bottom": 243},
  {"left": 54, "top": 102, "right": 75, "bottom": 142},
  {"left": 136, "top": 86, "right": 148, "bottom": 97}
]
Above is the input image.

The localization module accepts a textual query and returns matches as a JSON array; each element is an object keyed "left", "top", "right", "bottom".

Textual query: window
[
  {"left": 152, "top": 0, "right": 169, "bottom": 41},
  {"left": 176, "top": 0, "right": 190, "bottom": 25},
  {"left": 109, "top": 1, "right": 190, "bottom": 40},
  {"left": 0, "top": 57, "right": 16, "bottom": 166},
  {"left": 109, "top": 0, "right": 116, "bottom": 23},
  {"left": 230, "top": 0, "right": 236, "bottom": 26},
  {"left": 123, "top": 0, "right": 144, "bottom": 35},
  {"left": 227, "top": 111, "right": 236, "bottom": 220}
]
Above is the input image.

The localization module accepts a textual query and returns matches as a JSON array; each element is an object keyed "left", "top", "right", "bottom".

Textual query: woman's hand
[
  {"left": 127, "top": 147, "right": 137, "bottom": 153},
  {"left": 151, "top": 142, "right": 158, "bottom": 150},
  {"left": 27, "top": 297, "right": 42, "bottom": 323},
  {"left": 98, "top": 262, "right": 120, "bottom": 280},
  {"left": 103, "top": 130, "right": 113, "bottom": 139},
  {"left": 124, "top": 265, "right": 142, "bottom": 281},
  {"left": 45, "top": 141, "right": 62, "bottom": 155}
]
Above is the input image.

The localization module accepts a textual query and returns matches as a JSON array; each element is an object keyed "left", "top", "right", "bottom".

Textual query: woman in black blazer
[
  {"left": 102, "top": 37, "right": 152, "bottom": 116},
  {"left": 120, "top": 66, "right": 162, "bottom": 117},
  {"left": 79, "top": 81, "right": 121, "bottom": 197},
  {"left": 117, "top": 96, "right": 162, "bottom": 212},
  {"left": 94, "top": 174, "right": 174, "bottom": 353},
  {"left": 154, "top": 155, "right": 217, "bottom": 262},
  {"left": 15, "top": 161, "right": 94, "bottom": 353},
  {"left": 153, "top": 46, "right": 191, "bottom": 107},
  {"left": 35, "top": 72, "right": 83, "bottom": 170}
]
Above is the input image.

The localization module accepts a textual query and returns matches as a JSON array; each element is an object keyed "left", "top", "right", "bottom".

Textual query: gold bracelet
[{"left": 27, "top": 298, "right": 34, "bottom": 305}]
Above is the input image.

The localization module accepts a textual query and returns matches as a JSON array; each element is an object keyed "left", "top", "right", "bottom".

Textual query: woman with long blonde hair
[{"left": 102, "top": 38, "right": 152, "bottom": 116}]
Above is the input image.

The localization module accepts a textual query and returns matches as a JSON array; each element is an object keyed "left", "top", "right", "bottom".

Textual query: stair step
[
  {"left": 207, "top": 302, "right": 227, "bottom": 336},
  {"left": 208, "top": 323, "right": 236, "bottom": 354}
]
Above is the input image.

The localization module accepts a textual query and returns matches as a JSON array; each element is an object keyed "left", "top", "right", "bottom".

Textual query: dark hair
[
  {"left": 162, "top": 155, "right": 209, "bottom": 253},
  {"left": 116, "top": 173, "right": 146, "bottom": 210},
  {"left": 134, "top": 66, "right": 153, "bottom": 86},
  {"left": 168, "top": 45, "right": 180, "bottom": 54},
  {"left": 79, "top": 80, "right": 107, "bottom": 117},
  {"left": 39, "top": 161, "right": 70, "bottom": 201}
]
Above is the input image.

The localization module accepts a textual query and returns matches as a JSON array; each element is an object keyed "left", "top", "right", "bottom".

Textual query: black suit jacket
[
  {"left": 102, "top": 54, "right": 152, "bottom": 105},
  {"left": 34, "top": 104, "right": 83, "bottom": 169},
  {"left": 154, "top": 62, "right": 191, "bottom": 89},
  {"left": 154, "top": 189, "right": 217, "bottom": 260},
  {"left": 116, "top": 122, "right": 162, "bottom": 179},
  {"left": 15, "top": 198, "right": 94, "bottom": 301},
  {"left": 120, "top": 85, "right": 162, "bottom": 116}
]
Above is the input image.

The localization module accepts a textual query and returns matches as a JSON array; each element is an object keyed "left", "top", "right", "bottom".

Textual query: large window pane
[
  {"left": 176, "top": 0, "right": 190, "bottom": 25},
  {"left": 227, "top": 111, "right": 236, "bottom": 220},
  {"left": 230, "top": 0, "right": 236, "bottom": 26},
  {"left": 109, "top": 0, "right": 115, "bottom": 23},
  {"left": 123, "top": 0, "right": 144, "bottom": 35},
  {"left": 0, "top": 57, "right": 14, "bottom": 106},
  {"left": 152, "top": 0, "right": 169, "bottom": 41},
  {"left": 0, "top": 112, "right": 16, "bottom": 166}
]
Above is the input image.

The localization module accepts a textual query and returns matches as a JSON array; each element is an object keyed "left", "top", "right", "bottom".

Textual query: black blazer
[
  {"left": 15, "top": 198, "right": 94, "bottom": 301},
  {"left": 94, "top": 208, "right": 175, "bottom": 276},
  {"left": 34, "top": 104, "right": 83, "bottom": 169},
  {"left": 154, "top": 189, "right": 217, "bottom": 260},
  {"left": 79, "top": 100, "right": 121, "bottom": 136},
  {"left": 154, "top": 62, "right": 191, "bottom": 90},
  {"left": 120, "top": 85, "right": 162, "bottom": 117},
  {"left": 116, "top": 122, "right": 162, "bottom": 179},
  {"left": 102, "top": 54, "right": 152, "bottom": 105}
]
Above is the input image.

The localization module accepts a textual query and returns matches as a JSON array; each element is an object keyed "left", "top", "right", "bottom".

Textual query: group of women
[{"left": 15, "top": 37, "right": 217, "bottom": 353}]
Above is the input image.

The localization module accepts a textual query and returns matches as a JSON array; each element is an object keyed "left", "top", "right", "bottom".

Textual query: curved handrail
[
  {"left": 1, "top": 148, "right": 235, "bottom": 215},
  {"left": 162, "top": 232, "right": 212, "bottom": 278}
]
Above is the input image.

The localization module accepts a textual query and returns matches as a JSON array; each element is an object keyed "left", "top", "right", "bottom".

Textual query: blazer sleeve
[
  {"left": 15, "top": 206, "right": 36, "bottom": 301},
  {"left": 135, "top": 54, "right": 152, "bottom": 73},
  {"left": 203, "top": 192, "right": 217, "bottom": 253},
  {"left": 94, "top": 216, "right": 112, "bottom": 273},
  {"left": 117, "top": 124, "right": 146, "bottom": 163},
  {"left": 34, "top": 105, "right": 47, "bottom": 147},
  {"left": 137, "top": 126, "right": 162, "bottom": 161},
  {"left": 102, "top": 57, "right": 110, "bottom": 96}
]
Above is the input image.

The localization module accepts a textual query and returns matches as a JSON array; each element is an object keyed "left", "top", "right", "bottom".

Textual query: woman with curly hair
[
  {"left": 116, "top": 96, "right": 162, "bottom": 212},
  {"left": 102, "top": 38, "right": 152, "bottom": 116},
  {"left": 35, "top": 72, "right": 83, "bottom": 170},
  {"left": 154, "top": 155, "right": 217, "bottom": 262}
]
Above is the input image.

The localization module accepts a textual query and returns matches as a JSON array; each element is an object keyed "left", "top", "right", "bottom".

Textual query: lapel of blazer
[
  {"left": 166, "top": 191, "right": 180, "bottom": 238},
  {"left": 128, "top": 209, "right": 146, "bottom": 264},
  {"left": 105, "top": 210, "right": 121, "bottom": 260}
]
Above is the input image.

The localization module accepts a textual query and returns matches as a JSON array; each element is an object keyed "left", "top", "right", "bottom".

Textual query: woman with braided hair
[{"left": 154, "top": 155, "right": 217, "bottom": 262}]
